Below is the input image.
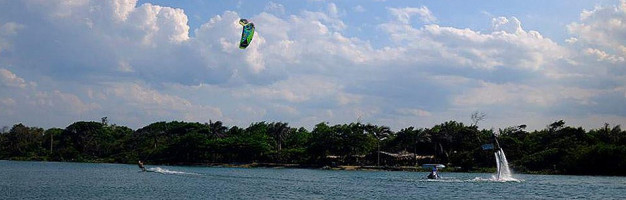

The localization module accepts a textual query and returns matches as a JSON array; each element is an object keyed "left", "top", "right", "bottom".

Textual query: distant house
[
  {"left": 324, "top": 151, "right": 436, "bottom": 166},
  {"left": 325, "top": 154, "right": 367, "bottom": 165},
  {"left": 378, "top": 150, "right": 435, "bottom": 166}
]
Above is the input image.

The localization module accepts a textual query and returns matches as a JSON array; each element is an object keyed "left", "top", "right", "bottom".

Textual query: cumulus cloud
[
  {"left": 492, "top": 17, "right": 523, "bottom": 34},
  {"left": 0, "top": 68, "right": 28, "bottom": 88},
  {"left": 380, "top": 15, "right": 566, "bottom": 71},
  {"left": 388, "top": 6, "right": 436, "bottom": 24},
  {"left": 568, "top": 0, "right": 626, "bottom": 50},
  {"left": 453, "top": 81, "right": 601, "bottom": 107},
  {"left": 568, "top": 0, "right": 626, "bottom": 65},
  {"left": 0, "top": 67, "right": 221, "bottom": 128},
  {"left": 103, "top": 82, "right": 223, "bottom": 123},
  {"left": 233, "top": 75, "right": 360, "bottom": 106},
  {"left": 0, "top": 0, "right": 625, "bottom": 131},
  {"left": 0, "top": 68, "right": 100, "bottom": 126},
  {"left": 585, "top": 48, "right": 625, "bottom": 63}
]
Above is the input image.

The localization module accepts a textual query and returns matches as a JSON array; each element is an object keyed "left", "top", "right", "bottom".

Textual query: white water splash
[
  {"left": 493, "top": 149, "right": 520, "bottom": 182},
  {"left": 146, "top": 167, "right": 198, "bottom": 175}
]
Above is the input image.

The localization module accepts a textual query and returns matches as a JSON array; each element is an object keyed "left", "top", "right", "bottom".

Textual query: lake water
[{"left": 1, "top": 160, "right": 625, "bottom": 199}]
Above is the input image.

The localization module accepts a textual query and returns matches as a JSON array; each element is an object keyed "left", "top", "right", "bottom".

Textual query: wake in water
[
  {"left": 418, "top": 177, "right": 522, "bottom": 183},
  {"left": 144, "top": 167, "right": 199, "bottom": 175}
]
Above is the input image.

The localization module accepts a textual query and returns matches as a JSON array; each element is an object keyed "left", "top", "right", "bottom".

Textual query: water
[
  {"left": 1, "top": 160, "right": 625, "bottom": 199},
  {"left": 495, "top": 149, "right": 517, "bottom": 181}
]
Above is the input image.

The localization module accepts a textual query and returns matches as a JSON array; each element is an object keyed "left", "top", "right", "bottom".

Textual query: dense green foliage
[{"left": 1, "top": 119, "right": 625, "bottom": 175}]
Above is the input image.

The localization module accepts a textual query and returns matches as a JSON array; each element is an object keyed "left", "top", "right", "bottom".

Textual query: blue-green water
[{"left": 1, "top": 160, "right": 625, "bottom": 199}]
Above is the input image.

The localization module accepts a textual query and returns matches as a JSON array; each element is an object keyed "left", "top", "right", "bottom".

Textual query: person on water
[
  {"left": 428, "top": 166, "right": 439, "bottom": 179},
  {"left": 138, "top": 160, "right": 146, "bottom": 171}
]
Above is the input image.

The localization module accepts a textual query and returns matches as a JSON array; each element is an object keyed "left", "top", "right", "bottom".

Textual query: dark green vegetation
[{"left": 1, "top": 119, "right": 625, "bottom": 176}]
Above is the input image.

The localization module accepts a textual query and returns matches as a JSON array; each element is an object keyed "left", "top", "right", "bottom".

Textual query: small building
[{"left": 378, "top": 150, "right": 435, "bottom": 166}]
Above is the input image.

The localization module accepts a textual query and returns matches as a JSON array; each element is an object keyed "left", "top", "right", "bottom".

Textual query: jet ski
[
  {"left": 427, "top": 171, "right": 440, "bottom": 179},
  {"left": 423, "top": 164, "right": 445, "bottom": 179}
]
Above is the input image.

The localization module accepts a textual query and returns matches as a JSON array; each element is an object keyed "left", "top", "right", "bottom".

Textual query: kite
[{"left": 239, "top": 19, "right": 255, "bottom": 49}]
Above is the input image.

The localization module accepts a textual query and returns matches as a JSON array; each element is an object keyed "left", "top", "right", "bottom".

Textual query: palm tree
[
  {"left": 365, "top": 124, "right": 391, "bottom": 166},
  {"left": 209, "top": 120, "right": 228, "bottom": 138},
  {"left": 268, "top": 122, "right": 292, "bottom": 152}
]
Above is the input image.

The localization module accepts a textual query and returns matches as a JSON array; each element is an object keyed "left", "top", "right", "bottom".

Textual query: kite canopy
[{"left": 239, "top": 18, "right": 255, "bottom": 49}]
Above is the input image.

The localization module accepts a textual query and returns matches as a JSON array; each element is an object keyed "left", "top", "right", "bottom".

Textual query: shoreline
[
  {"left": 188, "top": 162, "right": 434, "bottom": 172},
  {"left": 2, "top": 159, "right": 489, "bottom": 173},
  {"left": 0, "top": 159, "right": 586, "bottom": 176}
]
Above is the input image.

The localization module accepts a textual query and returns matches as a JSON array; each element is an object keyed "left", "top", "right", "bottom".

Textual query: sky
[{"left": 0, "top": 0, "right": 625, "bottom": 131}]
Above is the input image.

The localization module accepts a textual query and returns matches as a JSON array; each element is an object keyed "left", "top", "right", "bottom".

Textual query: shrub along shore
[{"left": 1, "top": 119, "right": 625, "bottom": 176}]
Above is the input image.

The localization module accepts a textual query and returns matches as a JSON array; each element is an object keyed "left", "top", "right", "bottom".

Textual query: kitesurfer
[{"left": 138, "top": 160, "right": 146, "bottom": 172}]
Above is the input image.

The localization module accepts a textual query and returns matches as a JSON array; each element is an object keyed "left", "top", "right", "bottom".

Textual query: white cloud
[
  {"left": 585, "top": 48, "right": 625, "bottom": 63},
  {"left": 453, "top": 81, "right": 602, "bottom": 107},
  {"left": 34, "top": 90, "right": 101, "bottom": 114},
  {"left": 264, "top": 2, "right": 285, "bottom": 15},
  {"left": 0, "top": 68, "right": 100, "bottom": 126},
  {"left": 236, "top": 105, "right": 267, "bottom": 121},
  {"left": 396, "top": 108, "right": 432, "bottom": 117},
  {"left": 108, "top": 82, "right": 192, "bottom": 108},
  {"left": 106, "top": 82, "right": 221, "bottom": 119},
  {"left": 336, "top": 92, "right": 361, "bottom": 106},
  {"left": 0, "top": 22, "right": 24, "bottom": 36},
  {"left": 0, "top": 0, "right": 625, "bottom": 131},
  {"left": 0, "top": 68, "right": 28, "bottom": 88},
  {"left": 492, "top": 17, "right": 523, "bottom": 34},
  {"left": 353, "top": 5, "right": 366, "bottom": 13},
  {"left": 0, "top": 98, "right": 15, "bottom": 106},
  {"left": 388, "top": 6, "right": 436, "bottom": 24},
  {"left": 327, "top": 3, "right": 340, "bottom": 18},
  {"left": 0, "top": 22, "right": 24, "bottom": 53},
  {"left": 234, "top": 75, "right": 353, "bottom": 105},
  {"left": 379, "top": 16, "right": 566, "bottom": 71},
  {"left": 4, "top": 0, "right": 195, "bottom": 85},
  {"left": 272, "top": 104, "right": 299, "bottom": 115},
  {"left": 568, "top": 0, "right": 626, "bottom": 63},
  {"left": 125, "top": 3, "right": 190, "bottom": 45},
  {"left": 117, "top": 60, "right": 134, "bottom": 72}
]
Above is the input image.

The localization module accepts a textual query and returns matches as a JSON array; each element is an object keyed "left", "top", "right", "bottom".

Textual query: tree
[
  {"left": 101, "top": 117, "right": 108, "bottom": 126},
  {"left": 209, "top": 120, "right": 228, "bottom": 138},
  {"left": 365, "top": 123, "right": 392, "bottom": 166},
  {"left": 0, "top": 124, "right": 45, "bottom": 159},
  {"left": 548, "top": 120, "right": 565, "bottom": 132},
  {"left": 308, "top": 123, "right": 340, "bottom": 164},
  {"left": 43, "top": 128, "right": 63, "bottom": 155},
  {"left": 268, "top": 122, "right": 292, "bottom": 152},
  {"left": 470, "top": 111, "right": 486, "bottom": 127},
  {"left": 387, "top": 127, "right": 430, "bottom": 166},
  {"left": 60, "top": 121, "right": 117, "bottom": 160}
]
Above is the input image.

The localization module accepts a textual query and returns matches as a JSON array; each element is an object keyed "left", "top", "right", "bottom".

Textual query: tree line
[{"left": 0, "top": 118, "right": 625, "bottom": 175}]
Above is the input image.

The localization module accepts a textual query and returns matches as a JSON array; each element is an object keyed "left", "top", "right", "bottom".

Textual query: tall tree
[{"left": 268, "top": 122, "right": 292, "bottom": 152}]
